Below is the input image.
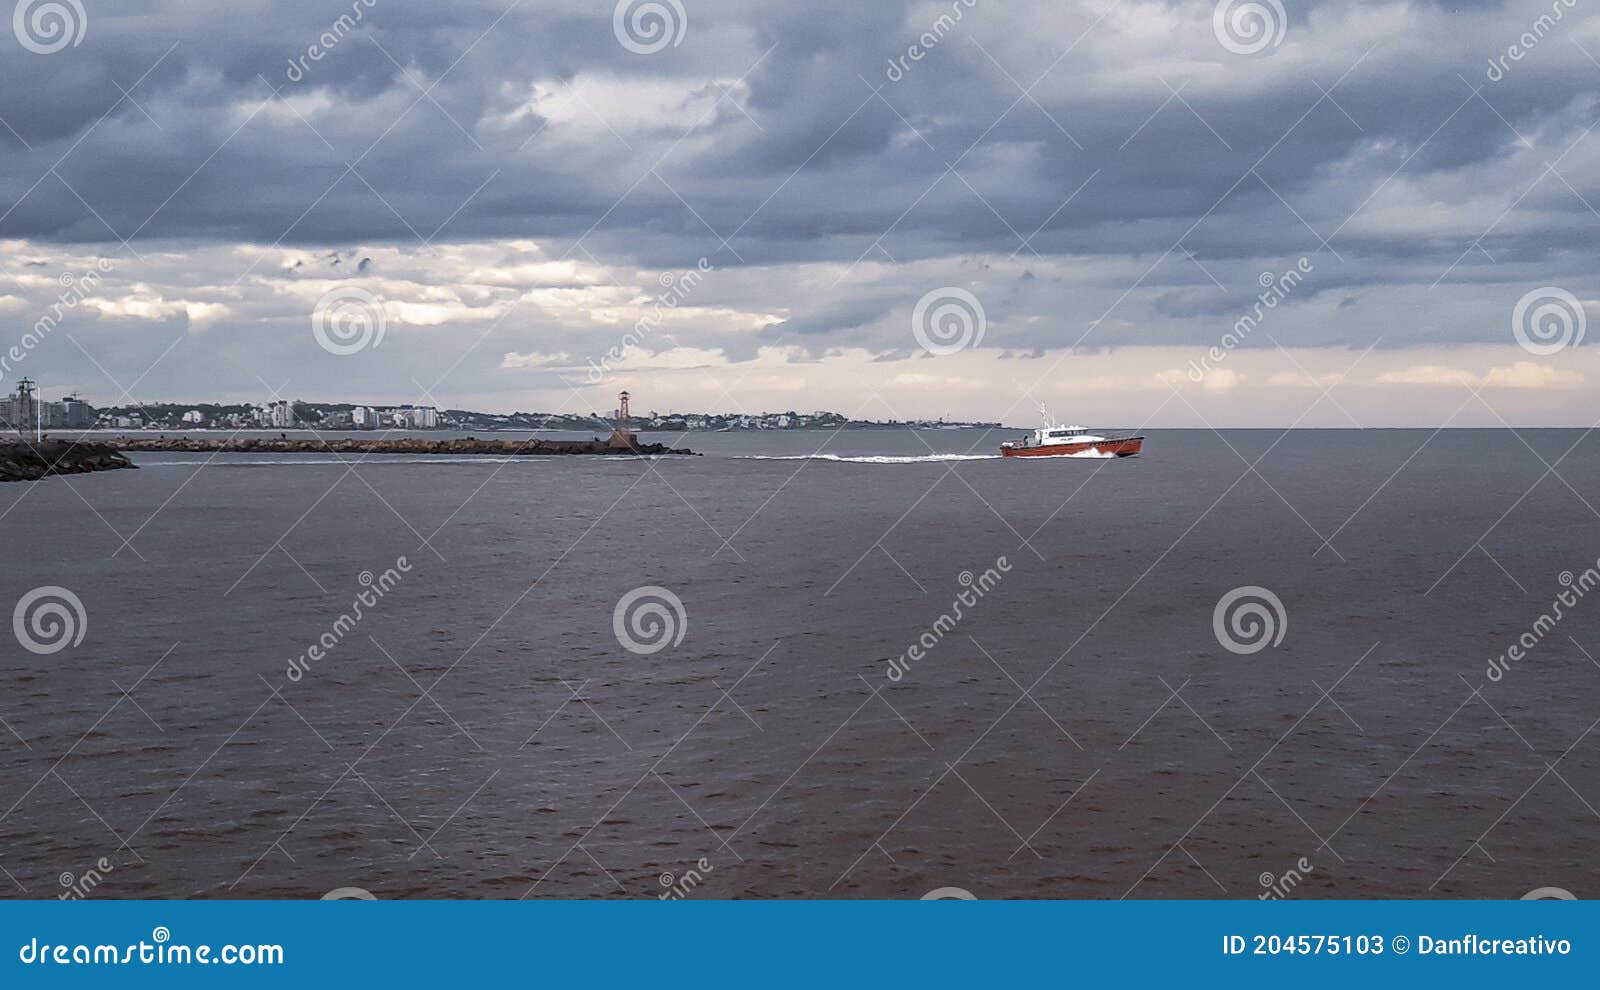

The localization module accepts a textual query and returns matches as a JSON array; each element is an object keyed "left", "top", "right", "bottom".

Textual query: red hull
[{"left": 1001, "top": 437, "right": 1143, "bottom": 458}]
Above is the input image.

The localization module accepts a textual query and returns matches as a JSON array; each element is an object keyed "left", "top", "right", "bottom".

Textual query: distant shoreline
[{"left": 71, "top": 401, "right": 1002, "bottom": 434}]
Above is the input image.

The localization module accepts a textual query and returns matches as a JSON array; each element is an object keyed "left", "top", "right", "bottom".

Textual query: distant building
[
  {"left": 0, "top": 381, "right": 95, "bottom": 432},
  {"left": 58, "top": 396, "right": 96, "bottom": 428},
  {"left": 181, "top": 410, "right": 203, "bottom": 425},
  {"left": 268, "top": 399, "right": 295, "bottom": 428},
  {"left": 0, "top": 379, "right": 38, "bottom": 435},
  {"left": 388, "top": 406, "right": 439, "bottom": 429},
  {"left": 0, "top": 400, "right": 28, "bottom": 433},
  {"left": 352, "top": 405, "right": 379, "bottom": 430}
]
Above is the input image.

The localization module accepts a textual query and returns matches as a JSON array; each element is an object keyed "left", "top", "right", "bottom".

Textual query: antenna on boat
[{"left": 1037, "top": 401, "right": 1052, "bottom": 428}]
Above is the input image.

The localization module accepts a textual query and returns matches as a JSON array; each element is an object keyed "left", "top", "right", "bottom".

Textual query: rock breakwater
[
  {"left": 112, "top": 435, "right": 697, "bottom": 457},
  {"left": 0, "top": 441, "right": 136, "bottom": 482}
]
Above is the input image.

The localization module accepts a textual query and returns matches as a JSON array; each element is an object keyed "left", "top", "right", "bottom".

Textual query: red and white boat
[{"left": 1000, "top": 416, "right": 1143, "bottom": 458}]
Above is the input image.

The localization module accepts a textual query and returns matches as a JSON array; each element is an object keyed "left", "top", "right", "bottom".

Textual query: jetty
[
  {"left": 112, "top": 392, "right": 694, "bottom": 458},
  {"left": 110, "top": 435, "right": 696, "bottom": 457},
  {"left": 0, "top": 440, "right": 136, "bottom": 482}
]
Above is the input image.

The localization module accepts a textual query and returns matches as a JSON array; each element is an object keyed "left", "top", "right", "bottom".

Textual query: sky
[{"left": 1, "top": 0, "right": 1598, "bottom": 427}]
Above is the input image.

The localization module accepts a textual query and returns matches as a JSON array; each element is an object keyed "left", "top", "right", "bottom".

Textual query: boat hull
[{"left": 1001, "top": 436, "right": 1143, "bottom": 458}]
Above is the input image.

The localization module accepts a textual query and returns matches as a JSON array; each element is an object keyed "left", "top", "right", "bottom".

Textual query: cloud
[
  {"left": 498, "top": 351, "right": 572, "bottom": 370},
  {"left": 1156, "top": 367, "right": 1245, "bottom": 391},
  {"left": 83, "top": 292, "right": 231, "bottom": 327},
  {"left": 1376, "top": 361, "right": 1584, "bottom": 389},
  {"left": 1376, "top": 365, "right": 1482, "bottom": 387},
  {"left": 1267, "top": 371, "right": 1343, "bottom": 388},
  {"left": 1482, "top": 361, "right": 1584, "bottom": 389},
  {"left": 0, "top": 2, "right": 1598, "bottom": 424}
]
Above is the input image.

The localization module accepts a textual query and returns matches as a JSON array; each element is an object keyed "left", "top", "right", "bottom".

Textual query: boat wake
[
  {"left": 1041, "top": 448, "right": 1116, "bottom": 459},
  {"left": 735, "top": 453, "right": 1000, "bottom": 464}
]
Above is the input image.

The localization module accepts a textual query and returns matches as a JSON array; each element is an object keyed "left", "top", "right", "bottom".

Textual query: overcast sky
[{"left": 1, "top": 0, "right": 1598, "bottom": 426}]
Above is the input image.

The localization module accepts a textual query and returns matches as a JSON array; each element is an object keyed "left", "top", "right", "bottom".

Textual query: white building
[
  {"left": 352, "top": 405, "right": 378, "bottom": 429},
  {"left": 181, "top": 410, "right": 203, "bottom": 424},
  {"left": 410, "top": 406, "right": 439, "bottom": 429}
]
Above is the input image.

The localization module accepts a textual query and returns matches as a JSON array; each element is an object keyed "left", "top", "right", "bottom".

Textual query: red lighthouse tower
[{"left": 608, "top": 390, "right": 637, "bottom": 449}]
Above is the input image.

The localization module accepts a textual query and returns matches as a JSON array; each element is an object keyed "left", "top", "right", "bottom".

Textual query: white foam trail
[
  {"left": 1026, "top": 448, "right": 1115, "bottom": 459},
  {"left": 734, "top": 453, "right": 1000, "bottom": 464}
]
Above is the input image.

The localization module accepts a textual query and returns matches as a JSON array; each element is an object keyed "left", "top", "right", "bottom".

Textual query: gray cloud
[{"left": 0, "top": 0, "right": 1597, "bottom": 421}]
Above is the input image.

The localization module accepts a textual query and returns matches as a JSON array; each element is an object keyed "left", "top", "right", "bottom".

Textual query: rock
[{"left": 0, "top": 440, "right": 137, "bottom": 482}]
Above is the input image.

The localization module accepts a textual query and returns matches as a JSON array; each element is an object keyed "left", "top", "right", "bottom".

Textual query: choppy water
[{"left": 1, "top": 428, "right": 1596, "bottom": 900}]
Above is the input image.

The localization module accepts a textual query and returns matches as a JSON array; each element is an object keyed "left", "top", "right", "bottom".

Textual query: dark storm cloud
[
  {"left": 0, "top": 2, "right": 1581, "bottom": 248},
  {"left": 0, "top": 0, "right": 1596, "bottom": 371}
]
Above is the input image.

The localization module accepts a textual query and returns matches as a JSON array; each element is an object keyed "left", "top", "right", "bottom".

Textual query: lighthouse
[{"left": 607, "top": 390, "right": 637, "bottom": 449}]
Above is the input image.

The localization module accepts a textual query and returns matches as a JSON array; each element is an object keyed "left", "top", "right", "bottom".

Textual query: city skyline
[{"left": 4, "top": 383, "right": 995, "bottom": 432}]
